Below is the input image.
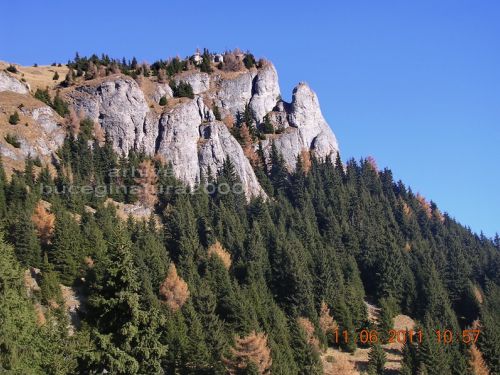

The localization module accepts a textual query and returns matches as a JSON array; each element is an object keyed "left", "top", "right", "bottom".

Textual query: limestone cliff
[{"left": 0, "top": 54, "right": 339, "bottom": 199}]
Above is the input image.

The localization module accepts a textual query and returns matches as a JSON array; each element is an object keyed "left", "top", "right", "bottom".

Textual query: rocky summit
[{"left": 0, "top": 53, "right": 338, "bottom": 198}]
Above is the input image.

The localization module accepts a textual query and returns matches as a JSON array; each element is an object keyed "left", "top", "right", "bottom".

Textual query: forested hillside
[{"left": 0, "top": 120, "right": 499, "bottom": 374}]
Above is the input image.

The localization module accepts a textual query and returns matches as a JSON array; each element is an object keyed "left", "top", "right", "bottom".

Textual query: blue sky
[{"left": 1, "top": 0, "right": 499, "bottom": 236}]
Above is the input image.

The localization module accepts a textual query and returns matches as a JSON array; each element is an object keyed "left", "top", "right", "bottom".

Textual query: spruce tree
[
  {"left": 50, "top": 209, "right": 83, "bottom": 284},
  {"left": 367, "top": 342, "right": 387, "bottom": 374}
]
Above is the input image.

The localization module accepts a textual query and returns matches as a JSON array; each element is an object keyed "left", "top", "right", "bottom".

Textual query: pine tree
[
  {"left": 83, "top": 225, "right": 166, "bottom": 374},
  {"left": 50, "top": 209, "right": 83, "bottom": 284},
  {"left": 13, "top": 210, "right": 42, "bottom": 267},
  {"left": 39, "top": 252, "right": 62, "bottom": 305},
  {"left": 8, "top": 111, "right": 20, "bottom": 125},
  {"left": 0, "top": 233, "right": 44, "bottom": 373},
  {"left": 367, "top": 342, "right": 387, "bottom": 374},
  {"left": 261, "top": 115, "right": 274, "bottom": 134}
]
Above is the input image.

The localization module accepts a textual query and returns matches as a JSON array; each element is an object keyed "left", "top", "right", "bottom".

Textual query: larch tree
[
  {"left": 223, "top": 331, "right": 272, "bottom": 375},
  {"left": 159, "top": 263, "right": 190, "bottom": 312},
  {"left": 208, "top": 240, "right": 232, "bottom": 269},
  {"left": 134, "top": 159, "right": 158, "bottom": 207},
  {"left": 31, "top": 200, "right": 56, "bottom": 245}
]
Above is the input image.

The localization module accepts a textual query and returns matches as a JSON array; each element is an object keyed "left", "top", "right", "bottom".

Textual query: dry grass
[
  {"left": 321, "top": 304, "right": 416, "bottom": 372},
  {"left": 0, "top": 61, "right": 69, "bottom": 93}
]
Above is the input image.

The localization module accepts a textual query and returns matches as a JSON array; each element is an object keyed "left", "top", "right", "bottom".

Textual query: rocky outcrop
[
  {"left": 68, "top": 76, "right": 150, "bottom": 155},
  {"left": 199, "top": 122, "right": 265, "bottom": 197},
  {"left": 11, "top": 106, "right": 65, "bottom": 159},
  {"left": 213, "top": 70, "right": 256, "bottom": 119},
  {"left": 64, "top": 62, "right": 337, "bottom": 198},
  {"left": 261, "top": 83, "right": 338, "bottom": 169},
  {"left": 211, "top": 63, "right": 280, "bottom": 125},
  {"left": 0, "top": 71, "right": 29, "bottom": 94},
  {"left": 152, "top": 83, "right": 173, "bottom": 103},
  {"left": 249, "top": 64, "right": 280, "bottom": 123},
  {"left": 157, "top": 98, "right": 264, "bottom": 198},
  {"left": 156, "top": 98, "right": 207, "bottom": 184},
  {"left": 174, "top": 72, "right": 210, "bottom": 95}
]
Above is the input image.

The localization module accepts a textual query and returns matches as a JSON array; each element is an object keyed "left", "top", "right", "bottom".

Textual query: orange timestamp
[{"left": 334, "top": 329, "right": 480, "bottom": 345}]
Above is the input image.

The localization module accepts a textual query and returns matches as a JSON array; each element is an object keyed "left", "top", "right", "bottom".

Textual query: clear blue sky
[{"left": 1, "top": 0, "right": 499, "bottom": 236}]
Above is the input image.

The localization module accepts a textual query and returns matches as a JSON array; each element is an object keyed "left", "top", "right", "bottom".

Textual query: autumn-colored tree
[
  {"left": 416, "top": 193, "right": 432, "bottom": 218},
  {"left": 223, "top": 113, "right": 235, "bottom": 129},
  {"left": 297, "top": 317, "right": 320, "bottom": 353},
  {"left": 159, "top": 263, "right": 189, "bottom": 312},
  {"left": 366, "top": 155, "right": 378, "bottom": 171},
  {"left": 400, "top": 198, "right": 412, "bottom": 218},
  {"left": 470, "top": 344, "right": 490, "bottom": 375},
  {"left": 31, "top": 201, "right": 55, "bottom": 245},
  {"left": 319, "top": 302, "right": 338, "bottom": 339},
  {"left": 238, "top": 123, "right": 258, "bottom": 165},
  {"left": 93, "top": 122, "right": 106, "bottom": 144},
  {"left": 208, "top": 240, "right": 232, "bottom": 269},
  {"left": 134, "top": 160, "right": 158, "bottom": 207},
  {"left": 223, "top": 331, "right": 272, "bottom": 374},
  {"left": 223, "top": 53, "right": 245, "bottom": 72},
  {"left": 300, "top": 149, "right": 312, "bottom": 174}
]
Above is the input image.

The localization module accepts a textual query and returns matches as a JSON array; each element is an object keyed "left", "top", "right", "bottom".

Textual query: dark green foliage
[
  {"left": 6, "top": 64, "right": 18, "bottom": 73},
  {"left": 52, "top": 90, "right": 69, "bottom": 117},
  {"left": 367, "top": 342, "right": 386, "bottom": 374},
  {"left": 34, "top": 87, "right": 52, "bottom": 105},
  {"left": 12, "top": 211, "right": 41, "bottom": 267},
  {"left": 170, "top": 80, "right": 194, "bottom": 99},
  {"left": 4, "top": 133, "right": 21, "bottom": 148},
  {"left": 0, "top": 233, "right": 43, "bottom": 372},
  {"left": 261, "top": 114, "right": 274, "bottom": 134},
  {"left": 243, "top": 53, "right": 256, "bottom": 69},
  {"left": 213, "top": 105, "right": 222, "bottom": 121},
  {"left": 159, "top": 95, "right": 167, "bottom": 106},
  {"left": 52, "top": 71, "right": 59, "bottom": 80},
  {"left": 40, "top": 253, "right": 63, "bottom": 304},
  {"left": 200, "top": 48, "right": 213, "bottom": 73},
  {"left": 477, "top": 281, "right": 500, "bottom": 373},
  {"left": 33, "top": 88, "right": 70, "bottom": 117},
  {"left": 0, "top": 108, "right": 497, "bottom": 374},
  {"left": 378, "top": 296, "right": 397, "bottom": 342},
  {"left": 50, "top": 209, "right": 83, "bottom": 284},
  {"left": 8, "top": 111, "right": 20, "bottom": 125}
]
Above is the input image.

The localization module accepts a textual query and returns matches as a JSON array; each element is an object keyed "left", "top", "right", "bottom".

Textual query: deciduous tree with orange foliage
[
  {"left": 159, "top": 263, "right": 189, "bottom": 312},
  {"left": 207, "top": 240, "right": 232, "bottom": 269},
  {"left": 31, "top": 200, "right": 55, "bottom": 245},
  {"left": 223, "top": 331, "right": 272, "bottom": 374},
  {"left": 135, "top": 159, "right": 158, "bottom": 207}
]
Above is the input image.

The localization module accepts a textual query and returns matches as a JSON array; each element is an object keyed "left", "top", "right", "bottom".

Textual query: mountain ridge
[{"left": 0, "top": 52, "right": 338, "bottom": 198}]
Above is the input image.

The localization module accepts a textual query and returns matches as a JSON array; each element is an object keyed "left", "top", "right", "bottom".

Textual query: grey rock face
[
  {"left": 156, "top": 99, "right": 204, "bottom": 184},
  {"left": 155, "top": 97, "right": 263, "bottom": 198},
  {"left": 174, "top": 72, "right": 210, "bottom": 95},
  {"left": 268, "top": 101, "right": 291, "bottom": 132},
  {"left": 65, "top": 65, "right": 338, "bottom": 199},
  {"left": 69, "top": 77, "right": 150, "bottom": 155},
  {"left": 261, "top": 83, "right": 338, "bottom": 169},
  {"left": 213, "top": 71, "right": 256, "bottom": 119},
  {"left": 0, "top": 71, "right": 29, "bottom": 94},
  {"left": 152, "top": 83, "right": 173, "bottom": 103},
  {"left": 199, "top": 122, "right": 265, "bottom": 198},
  {"left": 2, "top": 105, "right": 65, "bottom": 161},
  {"left": 249, "top": 64, "right": 280, "bottom": 124}
]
